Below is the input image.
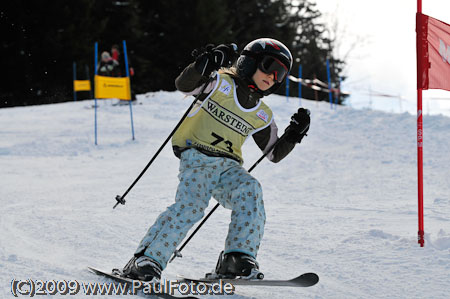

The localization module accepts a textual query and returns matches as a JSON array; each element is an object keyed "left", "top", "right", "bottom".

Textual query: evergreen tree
[
  {"left": 285, "top": 0, "right": 346, "bottom": 103},
  {"left": 0, "top": 0, "right": 347, "bottom": 107},
  {"left": 1, "top": 0, "right": 106, "bottom": 106}
]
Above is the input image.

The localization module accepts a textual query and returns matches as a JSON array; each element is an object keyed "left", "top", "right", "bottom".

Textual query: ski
[
  {"left": 178, "top": 272, "right": 319, "bottom": 287},
  {"left": 87, "top": 267, "right": 199, "bottom": 299}
]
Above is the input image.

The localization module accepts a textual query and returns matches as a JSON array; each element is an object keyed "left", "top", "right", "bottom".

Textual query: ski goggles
[{"left": 258, "top": 56, "right": 288, "bottom": 83}]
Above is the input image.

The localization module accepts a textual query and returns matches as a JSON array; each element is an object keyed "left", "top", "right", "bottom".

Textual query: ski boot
[
  {"left": 205, "top": 251, "right": 264, "bottom": 280},
  {"left": 116, "top": 255, "right": 162, "bottom": 282}
]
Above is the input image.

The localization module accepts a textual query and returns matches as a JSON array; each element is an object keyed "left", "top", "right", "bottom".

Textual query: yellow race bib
[{"left": 172, "top": 74, "right": 273, "bottom": 163}]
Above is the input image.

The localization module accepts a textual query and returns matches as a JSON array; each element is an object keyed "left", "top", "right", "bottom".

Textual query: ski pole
[
  {"left": 169, "top": 109, "right": 310, "bottom": 262},
  {"left": 113, "top": 75, "right": 216, "bottom": 209},
  {"left": 169, "top": 130, "right": 289, "bottom": 263}
]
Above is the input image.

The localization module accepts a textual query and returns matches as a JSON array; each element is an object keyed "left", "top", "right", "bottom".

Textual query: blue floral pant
[{"left": 135, "top": 149, "right": 265, "bottom": 269}]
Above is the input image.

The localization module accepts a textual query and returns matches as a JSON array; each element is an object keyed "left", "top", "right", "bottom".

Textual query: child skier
[{"left": 121, "top": 38, "right": 311, "bottom": 281}]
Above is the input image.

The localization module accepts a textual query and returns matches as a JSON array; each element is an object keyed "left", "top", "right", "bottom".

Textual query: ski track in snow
[{"left": 1, "top": 92, "right": 450, "bottom": 298}]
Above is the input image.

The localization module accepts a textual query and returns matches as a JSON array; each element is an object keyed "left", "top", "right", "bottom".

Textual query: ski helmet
[{"left": 236, "top": 38, "right": 293, "bottom": 96}]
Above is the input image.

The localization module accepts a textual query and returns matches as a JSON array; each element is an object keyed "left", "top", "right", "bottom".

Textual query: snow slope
[{"left": 1, "top": 92, "right": 450, "bottom": 298}]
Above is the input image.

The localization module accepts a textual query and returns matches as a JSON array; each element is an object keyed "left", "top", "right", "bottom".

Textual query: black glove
[
  {"left": 285, "top": 108, "right": 310, "bottom": 144},
  {"left": 192, "top": 43, "right": 238, "bottom": 76},
  {"left": 212, "top": 44, "right": 238, "bottom": 68}
]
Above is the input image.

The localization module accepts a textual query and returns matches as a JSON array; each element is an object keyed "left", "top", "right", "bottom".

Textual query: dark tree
[{"left": 0, "top": 0, "right": 347, "bottom": 108}]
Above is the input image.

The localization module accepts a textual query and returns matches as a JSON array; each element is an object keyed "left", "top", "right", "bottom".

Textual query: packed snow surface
[{"left": 1, "top": 92, "right": 450, "bottom": 298}]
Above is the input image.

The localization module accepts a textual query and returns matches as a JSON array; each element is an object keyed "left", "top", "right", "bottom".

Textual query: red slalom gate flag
[{"left": 417, "top": 13, "right": 450, "bottom": 91}]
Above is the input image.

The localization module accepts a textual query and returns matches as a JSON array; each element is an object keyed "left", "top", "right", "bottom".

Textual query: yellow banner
[
  {"left": 94, "top": 75, "right": 131, "bottom": 100},
  {"left": 73, "top": 80, "right": 91, "bottom": 92}
]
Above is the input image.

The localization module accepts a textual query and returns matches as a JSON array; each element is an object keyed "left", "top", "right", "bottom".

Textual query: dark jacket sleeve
[
  {"left": 252, "top": 120, "right": 296, "bottom": 163},
  {"left": 175, "top": 62, "right": 211, "bottom": 93}
]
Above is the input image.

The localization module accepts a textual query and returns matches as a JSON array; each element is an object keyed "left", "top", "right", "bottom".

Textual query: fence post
[
  {"left": 94, "top": 42, "right": 98, "bottom": 145},
  {"left": 85, "top": 65, "right": 93, "bottom": 99},
  {"left": 73, "top": 62, "right": 77, "bottom": 101},
  {"left": 326, "top": 59, "right": 333, "bottom": 109},
  {"left": 298, "top": 65, "right": 302, "bottom": 106},
  {"left": 123, "top": 40, "right": 135, "bottom": 141},
  {"left": 286, "top": 73, "right": 290, "bottom": 102}
]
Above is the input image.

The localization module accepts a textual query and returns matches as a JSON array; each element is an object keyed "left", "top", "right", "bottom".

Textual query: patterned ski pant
[{"left": 135, "top": 149, "right": 265, "bottom": 270}]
